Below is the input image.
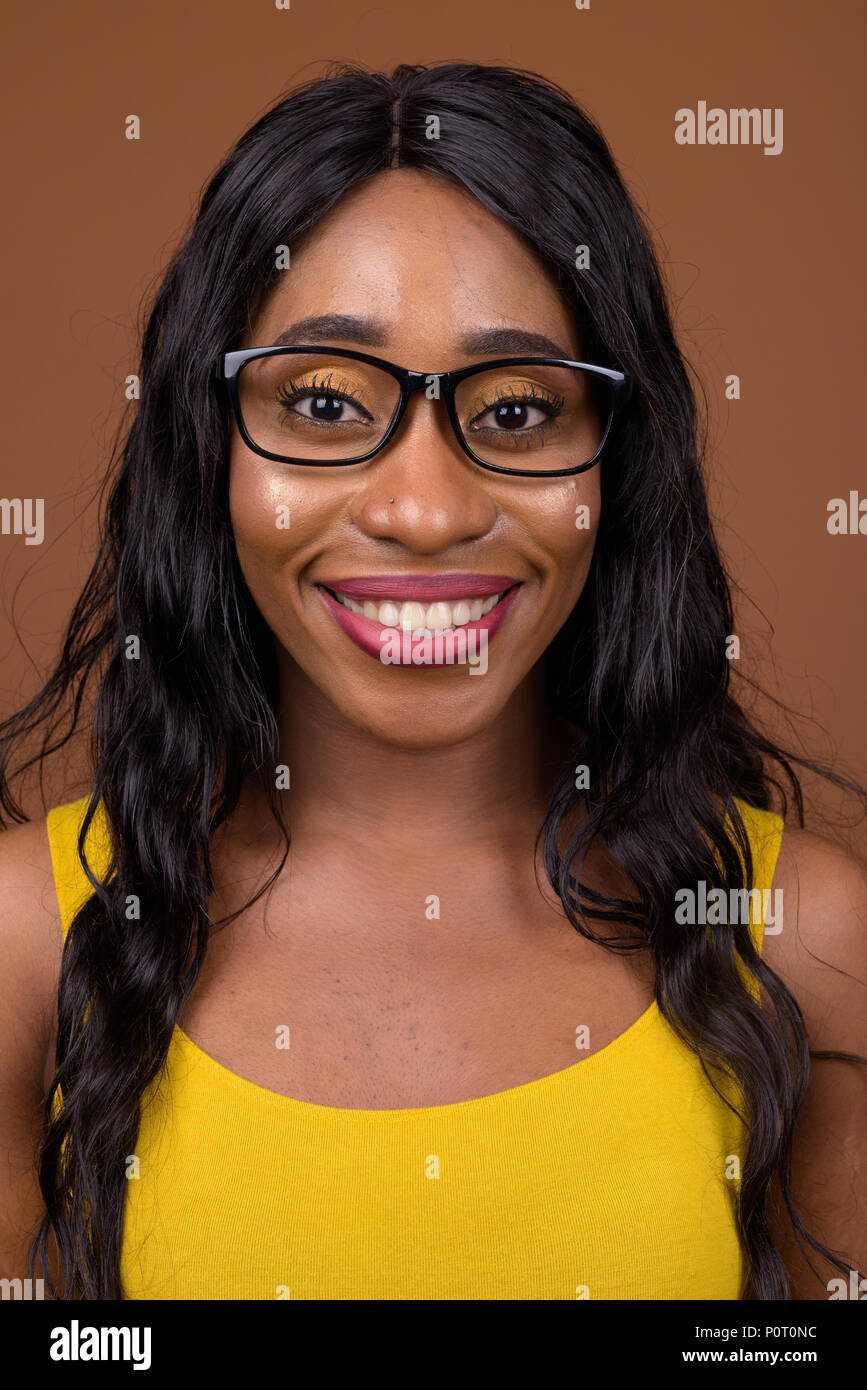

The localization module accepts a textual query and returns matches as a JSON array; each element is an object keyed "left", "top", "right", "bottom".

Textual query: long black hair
[{"left": 1, "top": 60, "right": 864, "bottom": 1299}]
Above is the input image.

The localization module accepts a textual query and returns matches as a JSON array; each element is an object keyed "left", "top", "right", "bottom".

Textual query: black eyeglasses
[{"left": 219, "top": 345, "right": 632, "bottom": 478}]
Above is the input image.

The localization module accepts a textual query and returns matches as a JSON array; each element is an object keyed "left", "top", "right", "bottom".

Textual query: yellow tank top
[{"left": 45, "top": 794, "right": 783, "bottom": 1300}]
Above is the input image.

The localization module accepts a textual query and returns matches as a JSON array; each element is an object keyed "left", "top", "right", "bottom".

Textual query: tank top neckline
[{"left": 170, "top": 999, "right": 662, "bottom": 1120}]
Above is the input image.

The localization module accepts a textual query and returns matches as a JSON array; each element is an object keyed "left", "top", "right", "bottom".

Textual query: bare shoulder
[
  {"left": 761, "top": 820, "right": 867, "bottom": 1294},
  {"left": 0, "top": 815, "right": 64, "bottom": 1067},
  {"left": 762, "top": 821, "right": 867, "bottom": 1049},
  {"left": 0, "top": 814, "right": 65, "bottom": 1277}
]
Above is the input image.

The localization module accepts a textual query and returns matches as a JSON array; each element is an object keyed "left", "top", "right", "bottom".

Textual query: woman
[{"left": 0, "top": 61, "right": 864, "bottom": 1302}]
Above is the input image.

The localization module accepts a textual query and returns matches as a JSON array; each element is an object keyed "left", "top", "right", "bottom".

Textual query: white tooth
[
  {"left": 399, "top": 601, "right": 427, "bottom": 632},
  {"left": 425, "top": 602, "right": 453, "bottom": 631},
  {"left": 379, "top": 601, "right": 400, "bottom": 626},
  {"left": 481, "top": 595, "right": 495, "bottom": 615},
  {"left": 451, "top": 601, "right": 471, "bottom": 626},
  {"left": 363, "top": 601, "right": 379, "bottom": 620},
  {"left": 468, "top": 599, "right": 484, "bottom": 620},
  {"left": 347, "top": 598, "right": 364, "bottom": 614}
]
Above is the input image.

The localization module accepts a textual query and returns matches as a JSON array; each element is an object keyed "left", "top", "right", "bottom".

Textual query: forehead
[{"left": 247, "top": 169, "right": 581, "bottom": 361}]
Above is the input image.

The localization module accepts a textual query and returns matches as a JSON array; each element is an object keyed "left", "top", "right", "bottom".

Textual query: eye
[
  {"left": 471, "top": 398, "right": 553, "bottom": 432},
  {"left": 278, "top": 386, "right": 371, "bottom": 424}
]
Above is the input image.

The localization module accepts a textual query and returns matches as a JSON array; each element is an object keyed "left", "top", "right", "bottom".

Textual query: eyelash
[
  {"left": 468, "top": 384, "right": 565, "bottom": 448},
  {"left": 275, "top": 373, "right": 368, "bottom": 429}
]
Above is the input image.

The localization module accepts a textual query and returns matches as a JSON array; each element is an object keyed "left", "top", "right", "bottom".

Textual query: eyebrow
[{"left": 268, "top": 314, "right": 574, "bottom": 360}]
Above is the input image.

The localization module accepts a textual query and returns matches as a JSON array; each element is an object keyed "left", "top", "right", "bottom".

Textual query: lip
[
  {"left": 315, "top": 573, "right": 518, "bottom": 602},
  {"left": 316, "top": 580, "right": 522, "bottom": 664}
]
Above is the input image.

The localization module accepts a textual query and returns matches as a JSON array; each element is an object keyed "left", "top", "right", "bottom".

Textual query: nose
[{"left": 348, "top": 391, "right": 499, "bottom": 552}]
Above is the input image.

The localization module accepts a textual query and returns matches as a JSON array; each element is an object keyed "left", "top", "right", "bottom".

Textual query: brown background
[{"left": 2, "top": 0, "right": 865, "bottom": 844}]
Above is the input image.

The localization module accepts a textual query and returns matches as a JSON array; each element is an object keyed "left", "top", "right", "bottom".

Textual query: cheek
[
  {"left": 228, "top": 446, "right": 327, "bottom": 605},
  {"left": 229, "top": 452, "right": 289, "bottom": 576},
  {"left": 225, "top": 442, "right": 337, "bottom": 647},
  {"left": 541, "top": 472, "right": 602, "bottom": 602}
]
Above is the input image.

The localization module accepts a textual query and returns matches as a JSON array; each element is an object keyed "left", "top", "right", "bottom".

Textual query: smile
[
  {"left": 315, "top": 575, "right": 522, "bottom": 663},
  {"left": 331, "top": 590, "right": 506, "bottom": 631}
]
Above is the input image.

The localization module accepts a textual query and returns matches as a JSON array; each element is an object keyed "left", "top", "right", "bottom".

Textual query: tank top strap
[
  {"left": 46, "top": 795, "right": 114, "bottom": 940},
  {"left": 729, "top": 796, "right": 785, "bottom": 959}
]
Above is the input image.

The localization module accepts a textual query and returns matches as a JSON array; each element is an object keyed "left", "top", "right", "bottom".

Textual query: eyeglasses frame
[{"left": 219, "top": 344, "right": 632, "bottom": 479}]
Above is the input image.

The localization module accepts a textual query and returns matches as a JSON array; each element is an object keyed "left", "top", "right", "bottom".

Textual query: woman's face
[{"left": 229, "top": 169, "right": 600, "bottom": 749}]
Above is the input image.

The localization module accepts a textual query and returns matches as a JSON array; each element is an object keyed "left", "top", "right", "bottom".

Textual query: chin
[{"left": 341, "top": 689, "right": 508, "bottom": 750}]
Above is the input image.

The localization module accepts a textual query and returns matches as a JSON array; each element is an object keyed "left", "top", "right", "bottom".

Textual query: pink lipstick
[{"left": 315, "top": 575, "right": 521, "bottom": 665}]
